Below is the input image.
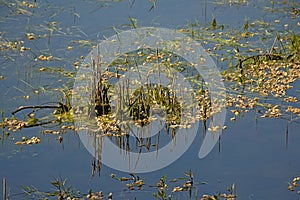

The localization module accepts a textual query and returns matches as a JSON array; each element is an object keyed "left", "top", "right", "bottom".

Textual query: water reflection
[
  {"left": 71, "top": 26, "right": 228, "bottom": 173},
  {"left": 0, "top": 0, "right": 300, "bottom": 199}
]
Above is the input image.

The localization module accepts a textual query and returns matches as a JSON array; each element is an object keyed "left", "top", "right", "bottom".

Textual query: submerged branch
[
  {"left": 12, "top": 103, "right": 71, "bottom": 115},
  {"left": 12, "top": 105, "right": 60, "bottom": 115}
]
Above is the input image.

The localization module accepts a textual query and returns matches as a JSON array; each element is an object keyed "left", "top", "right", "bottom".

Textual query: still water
[{"left": 0, "top": 0, "right": 300, "bottom": 199}]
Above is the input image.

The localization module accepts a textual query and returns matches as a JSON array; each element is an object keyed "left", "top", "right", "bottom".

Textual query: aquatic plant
[
  {"left": 22, "top": 178, "right": 80, "bottom": 200},
  {"left": 16, "top": 172, "right": 238, "bottom": 199},
  {"left": 0, "top": 1, "right": 299, "bottom": 199},
  {"left": 288, "top": 176, "right": 300, "bottom": 195}
]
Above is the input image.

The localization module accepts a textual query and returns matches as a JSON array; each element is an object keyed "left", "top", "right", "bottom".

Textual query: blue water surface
[{"left": 0, "top": 0, "right": 300, "bottom": 199}]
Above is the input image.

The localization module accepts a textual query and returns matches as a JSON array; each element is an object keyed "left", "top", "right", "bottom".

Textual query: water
[{"left": 0, "top": 0, "right": 300, "bottom": 199}]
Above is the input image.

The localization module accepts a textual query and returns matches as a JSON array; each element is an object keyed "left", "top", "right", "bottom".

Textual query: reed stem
[{"left": 3, "top": 177, "right": 6, "bottom": 200}]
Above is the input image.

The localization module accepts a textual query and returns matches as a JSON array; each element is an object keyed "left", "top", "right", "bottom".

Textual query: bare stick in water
[{"left": 3, "top": 177, "right": 6, "bottom": 200}]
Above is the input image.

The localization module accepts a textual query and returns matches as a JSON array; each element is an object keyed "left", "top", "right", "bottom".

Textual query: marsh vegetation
[{"left": 0, "top": 0, "right": 299, "bottom": 199}]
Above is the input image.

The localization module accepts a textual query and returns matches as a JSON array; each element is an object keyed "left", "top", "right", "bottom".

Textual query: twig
[
  {"left": 237, "top": 53, "right": 284, "bottom": 69},
  {"left": 3, "top": 177, "right": 6, "bottom": 200},
  {"left": 12, "top": 105, "right": 60, "bottom": 115},
  {"left": 24, "top": 120, "right": 55, "bottom": 128}
]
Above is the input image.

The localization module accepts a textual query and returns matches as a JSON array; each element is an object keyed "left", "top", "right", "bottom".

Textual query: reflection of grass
[{"left": 0, "top": 1, "right": 299, "bottom": 198}]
